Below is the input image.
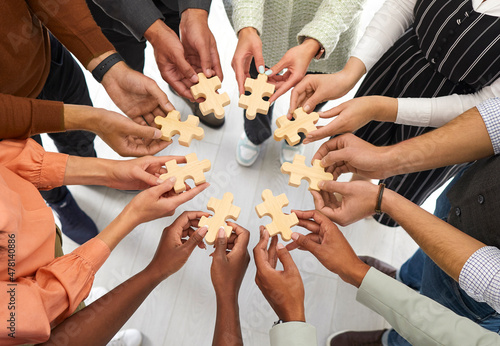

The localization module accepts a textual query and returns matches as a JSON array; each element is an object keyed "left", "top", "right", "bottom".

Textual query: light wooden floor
[{"left": 41, "top": 1, "right": 448, "bottom": 345}]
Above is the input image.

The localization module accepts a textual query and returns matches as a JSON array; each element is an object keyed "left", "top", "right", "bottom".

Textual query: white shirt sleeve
[
  {"left": 350, "top": 0, "right": 416, "bottom": 72},
  {"left": 395, "top": 80, "right": 500, "bottom": 127}
]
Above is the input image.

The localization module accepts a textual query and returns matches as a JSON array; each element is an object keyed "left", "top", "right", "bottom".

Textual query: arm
[
  {"left": 39, "top": 212, "right": 208, "bottom": 346},
  {"left": 288, "top": 210, "right": 500, "bottom": 345},
  {"left": 315, "top": 104, "right": 495, "bottom": 180},
  {"left": 0, "top": 238, "right": 110, "bottom": 345},
  {"left": 253, "top": 228, "right": 317, "bottom": 346},
  {"left": 210, "top": 224, "right": 250, "bottom": 346}
]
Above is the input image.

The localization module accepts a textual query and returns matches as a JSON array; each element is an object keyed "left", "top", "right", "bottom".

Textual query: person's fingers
[
  {"left": 276, "top": 244, "right": 299, "bottom": 273},
  {"left": 144, "top": 78, "right": 175, "bottom": 113},
  {"left": 268, "top": 235, "right": 278, "bottom": 269},
  {"left": 149, "top": 177, "right": 176, "bottom": 196},
  {"left": 269, "top": 75, "right": 299, "bottom": 104},
  {"left": 318, "top": 180, "right": 350, "bottom": 195},
  {"left": 226, "top": 222, "right": 250, "bottom": 250},
  {"left": 213, "top": 227, "right": 228, "bottom": 259},
  {"left": 183, "top": 226, "right": 208, "bottom": 252},
  {"left": 290, "top": 232, "right": 321, "bottom": 255},
  {"left": 232, "top": 57, "right": 248, "bottom": 96},
  {"left": 209, "top": 40, "right": 223, "bottom": 81},
  {"left": 168, "top": 182, "right": 209, "bottom": 206},
  {"left": 253, "top": 227, "right": 272, "bottom": 270},
  {"left": 296, "top": 217, "right": 321, "bottom": 234},
  {"left": 310, "top": 190, "right": 326, "bottom": 211},
  {"left": 171, "top": 50, "right": 198, "bottom": 84}
]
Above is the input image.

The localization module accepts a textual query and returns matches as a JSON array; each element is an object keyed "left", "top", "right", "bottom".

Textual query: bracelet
[
  {"left": 374, "top": 183, "right": 386, "bottom": 215},
  {"left": 91, "top": 53, "right": 124, "bottom": 83}
]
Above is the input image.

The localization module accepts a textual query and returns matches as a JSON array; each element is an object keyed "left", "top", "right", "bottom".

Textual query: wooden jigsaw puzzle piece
[
  {"left": 201, "top": 192, "right": 241, "bottom": 245},
  {"left": 160, "top": 153, "right": 211, "bottom": 193},
  {"left": 281, "top": 154, "right": 333, "bottom": 191},
  {"left": 154, "top": 111, "right": 204, "bottom": 147},
  {"left": 255, "top": 189, "right": 298, "bottom": 241},
  {"left": 238, "top": 74, "right": 275, "bottom": 120},
  {"left": 190, "top": 73, "right": 230, "bottom": 119},
  {"left": 273, "top": 107, "right": 320, "bottom": 146}
]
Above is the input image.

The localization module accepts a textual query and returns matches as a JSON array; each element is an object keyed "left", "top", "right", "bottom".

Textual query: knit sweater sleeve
[
  {"left": 228, "top": 0, "right": 265, "bottom": 35},
  {"left": 297, "top": 0, "right": 366, "bottom": 60}
]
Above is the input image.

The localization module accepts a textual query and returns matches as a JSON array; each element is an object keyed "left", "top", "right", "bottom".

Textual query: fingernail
[
  {"left": 321, "top": 159, "right": 327, "bottom": 167},
  {"left": 169, "top": 176, "right": 177, "bottom": 182},
  {"left": 218, "top": 227, "right": 225, "bottom": 238},
  {"left": 156, "top": 178, "right": 165, "bottom": 185},
  {"left": 265, "top": 69, "right": 273, "bottom": 76},
  {"left": 291, "top": 233, "right": 299, "bottom": 241},
  {"left": 303, "top": 139, "right": 309, "bottom": 144},
  {"left": 153, "top": 129, "right": 162, "bottom": 139},
  {"left": 198, "top": 226, "right": 208, "bottom": 236},
  {"left": 304, "top": 105, "right": 310, "bottom": 112},
  {"left": 205, "top": 69, "right": 212, "bottom": 77},
  {"left": 318, "top": 181, "right": 324, "bottom": 189},
  {"left": 165, "top": 102, "right": 174, "bottom": 110},
  {"left": 258, "top": 65, "right": 265, "bottom": 74},
  {"left": 190, "top": 74, "right": 199, "bottom": 83},
  {"left": 277, "top": 243, "right": 284, "bottom": 249}
]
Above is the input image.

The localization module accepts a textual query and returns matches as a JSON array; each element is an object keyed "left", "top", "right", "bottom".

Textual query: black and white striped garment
[{"left": 353, "top": 0, "right": 500, "bottom": 227}]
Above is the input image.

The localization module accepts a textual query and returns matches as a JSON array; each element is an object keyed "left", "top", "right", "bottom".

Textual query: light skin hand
[
  {"left": 267, "top": 38, "right": 320, "bottom": 104},
  {"left": 232, "top": 27, "right": 265, "bottom": 95},
  {"left": 145, "top": 19, "right": 199, "bottom": 101},
  {"left": 312, "top": 133, "right": 394, "bottom": 180},
  {"left": 288, "top": 57, "right": 366, "bottom": 118},
  {"left": 287, "top": 210, "right": 370, "bottom": 288},
  {"left": 146, "top": 211, "right": 210, "bottom": 281},
  {"left": 180, "top": 9, "right": 223, "bottom": 81},
  {"left": 253, "top": 227, "right": 305, "bottom": 322},
  {"left": 311, "top": 180, "right": 379, "bottom": 226},
  {"left": 100, "top": 61, "right": 174, "bottom": 126},
  {"left": 303, "top": 96, "right": 398, "bottom": 144},
  {"left": 64, "top": 104, "right": 170, "bottom": 157}
]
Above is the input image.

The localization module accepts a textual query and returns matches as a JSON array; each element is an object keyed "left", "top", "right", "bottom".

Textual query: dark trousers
[
  {"left": 86, "top": 0, "right": 180, "bottom": 73},
  {"left": 33, "top": 34, "right": 96, "bottom": 203}
]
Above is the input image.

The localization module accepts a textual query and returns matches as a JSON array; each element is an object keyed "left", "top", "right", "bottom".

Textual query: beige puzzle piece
[
  {"left": 200, "top": 192, "right": 241, "bottom": 245},
  {"left": 159, "top": 153, "right": 211, "bottom": 193},
  {"left": 154, "top": 111, "right": 204, "bottom": 147},
  {"left": 274, "top": 107, "right": 319, "bottom": 146},
  {"left": 238, "top": 73, "right": 275, "bottom": 120},
  {"left": 281, "top": 154, "right": 334, "bottom": 191},
  {"left": 190, "top": 73, "right": 230, "bottom": 119},
  {"left": 255, "top": 189, "right": 299, "bottom": 241}
]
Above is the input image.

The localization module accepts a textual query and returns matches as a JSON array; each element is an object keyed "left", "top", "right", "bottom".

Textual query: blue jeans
[{"left": 388, "top": 168, "right": 500, "bottom": 345}]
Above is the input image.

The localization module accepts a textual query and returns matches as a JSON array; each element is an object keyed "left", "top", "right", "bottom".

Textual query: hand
[
  {"left": 144, "top": 20, "right": 199, "bottom": 101},
  {"left": 267, "top": 39, "right": 320, "bottom": 103},
  {"left": 232, "top": 27, "right": 265, "bottom": 95},
  {"left": 146, "top": 211, "right": 210, "bottom": 281},
  {"left": 101, "top": 61, "right": 174, "bottom": 125},
  {"left": 105, "top": 156, "right": 184, "bottom": 190},
  {"left": 180, "top": 9, "right": 223, "bottom": 82},
  {"left": 311, "top": 180, "right": 379, "bottom": 226},
  {"left": 313, "top": 133, "right": 395, "bottom": 179},
  {"left": 287, "top": 210, "right": 370, "bottom": 288},
  {"left": 125, "top": 178, "right": 209, "bottom": 226},
  {"left": 288, "top": 57, "right": 366, "bottom": 117},
  {"left": 303, "top": 96, "right": 398, "bottom": 144},
  {"left": 253, "top": 227, "right": 305, "bottom": 322},
  {"left": 64, "top": 104, "right": 170, "bottom": 156},
  {"left": 211, "top": 223, "right": 250, "bottom": 298}
]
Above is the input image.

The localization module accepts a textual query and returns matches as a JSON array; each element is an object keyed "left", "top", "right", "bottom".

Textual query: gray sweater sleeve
[{"left": 178, "top": 0, "right": 212, "bottom": 14}]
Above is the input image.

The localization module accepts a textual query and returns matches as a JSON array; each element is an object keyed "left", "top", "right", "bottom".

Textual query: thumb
[
  {"left": 214, "top": 227, "right": 228, "bottom": 258},
  {"left": 318, "top": 180, "right": 349, "bottom": 195},
  {"left": 302, "top": 93, "right": 325, "bottom": 114},
  {"left": 276, "top": 243, "right": 299, "bottom": 273},
  {"left": 129, "top": 121, "right": 163, "bottom": 140},
  {"left": 145, "top": 78, "right": 175, "bottom": 113},
  {"left": 184, "top": 226, "right": 208, "bottom": 252},
  {"left": 290, "top": 232, "right": 320, "bottom": 255},
  {"left": 151, "top": 176, "right": 177, "bottom": 195}
]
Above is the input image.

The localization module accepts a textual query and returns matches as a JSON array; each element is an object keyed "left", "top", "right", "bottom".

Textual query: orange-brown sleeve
[
  {"left": 0, "top": 139, "right": 68, "bottom": 190},
  {"left": 0, "top": 238, "right": 110, "bottom": 345},
  {"left": 0, "top": 94, "right": 64, "bottom": 139},
  {"left": 26, "top": 0, "right": 115, "bottom": 68}
]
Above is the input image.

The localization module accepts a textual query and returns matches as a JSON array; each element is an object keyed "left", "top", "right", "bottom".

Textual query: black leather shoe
[
  {"left": 359, "top": 256, "right": 397, "bottom": 279},
  {"left": 327, "top": 329, "right": 387, "bottom": 346}
]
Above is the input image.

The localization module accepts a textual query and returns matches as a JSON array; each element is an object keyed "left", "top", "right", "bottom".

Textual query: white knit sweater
[{"left": 223, "top": 0, "right": 366, "bottom": 73}]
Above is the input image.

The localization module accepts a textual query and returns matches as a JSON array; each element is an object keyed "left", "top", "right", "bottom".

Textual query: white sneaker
[
  {"left": 236, "top": 132, "right": 262, "bottom": 167},
  {"left": 280, "top": 141, "right": 305, "bottom": 165},
  {"left": 107, "top": 329, "right": 142, "bottom": 346}
]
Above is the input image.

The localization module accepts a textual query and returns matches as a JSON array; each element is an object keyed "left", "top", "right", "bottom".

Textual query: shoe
[
  {"left": 359, "top": 256, "right": 397, "bottom": 279},
  {"left": 280, "top": 141, "right": 305, "bottom": 165},
  {"left": 236, "top": 132, "right": 261, "bottom": 167},
  {"left": 326, "top": 329, "right": 387, "bottom": 346},
  {"left": 48, "top": 190, "right": 98, "bottom": 245},
  {"left": 168, "top": 84, "right": 224, "bottom": 128},
  {"left": 107, "top": 329, "right": 142, "bottom": 346},
  {"left": 84, "top": 286, "right": 109, "bottom": 306}
]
